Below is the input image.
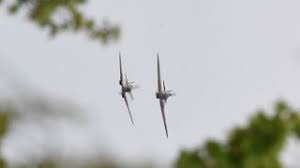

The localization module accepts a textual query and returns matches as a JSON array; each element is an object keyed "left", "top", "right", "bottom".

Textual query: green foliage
[
  {"left": 175, "top": 101, "right": 300, "bottom": 168},
  {"left": 0, "top": 112, "right": 10, "bottom": 140},
  {"left": 2, "top": 0, "right": 120, "bottom": 44},
  {"left": 0, "top": 105, "right": 11, "bottom": 168},
  {"left": 37, "top": 160, "right": 58, "bottom": 168},
  {"left": 0, "top": 158, "right": 7, "bottom": 168},
  {"left": 0, "top": 103, "right": 12, "bottom": 141},
  {"left": 176, "top": 150, "right": 205, "bottom": 168}
]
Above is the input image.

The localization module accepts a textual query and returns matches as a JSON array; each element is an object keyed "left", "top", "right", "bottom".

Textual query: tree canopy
[
  {"left": 1, "top": 0, "right": 120, "bottom": 44},
  {"left": 175, "top": 101, "right": 300, "bottom": 168}
]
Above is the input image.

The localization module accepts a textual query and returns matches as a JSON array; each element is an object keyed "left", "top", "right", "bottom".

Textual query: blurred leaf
[
  {"left": 4, "top": 0, "right": 120, "bottom": 44},
  {"left": 175, "top": 150, "right": 204, "bottom": 168},
  {"left": 175, "top": 101, "right": 300, "bottom": 168},
  {"left": 0, "top": 158, "right": 7, "bottom": 168},
  {"left": 37, "top": 160, "right": 57, "bottom": 168},
  {"left": 275, "top": 101, "right": 288, "bottom": 114},
  {"left": 0, "top": 111, "right": 10, "bottom": 139}
]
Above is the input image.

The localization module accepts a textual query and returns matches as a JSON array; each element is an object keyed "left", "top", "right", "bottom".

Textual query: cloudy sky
[{"left": 1, "top": 0, "right": 300, "bottom": 166}]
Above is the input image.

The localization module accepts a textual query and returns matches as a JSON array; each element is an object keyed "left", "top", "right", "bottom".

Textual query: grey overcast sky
[{"left": 1, "top": 0, "right": 300, "bottom": 166}]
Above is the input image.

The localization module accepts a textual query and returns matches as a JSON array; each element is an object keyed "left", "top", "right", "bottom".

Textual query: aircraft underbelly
[{"left": 122, "top": 87, "right": 131, "bottom": 92}]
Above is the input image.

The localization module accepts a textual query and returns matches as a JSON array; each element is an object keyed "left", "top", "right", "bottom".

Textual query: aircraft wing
[
  {"left": 159, "top": 99, "right": 168, "bottom": 138},
  {"left": 123, "top": 93, "right": 134, "bottom": 125},
  {"left": 119, "top": 53, "right": 123, "bottom": 86},
  {"left": 157, "top": 54, "right": 162, "bottom": 93}
]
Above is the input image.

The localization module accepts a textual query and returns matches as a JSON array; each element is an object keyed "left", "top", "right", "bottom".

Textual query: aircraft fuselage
[
  {"left": 121, "top": 85, "right": 134, "bottom": 98},
  {"left": 122, "top": 86, "right": 131, "bottom": 92},
  {"left": 156, "top": 92, "right": 170, "bottom": 100},
  {"left": 122, "top": 85, "right": 133, "bottom": 92}
]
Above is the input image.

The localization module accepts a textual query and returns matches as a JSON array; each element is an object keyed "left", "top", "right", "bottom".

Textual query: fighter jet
[
  {"left": 155, "top": 53, "right": 175, "bottom": 138},
  {"left": 119, "top": 52, "right": 138, "bottom": 125}
]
